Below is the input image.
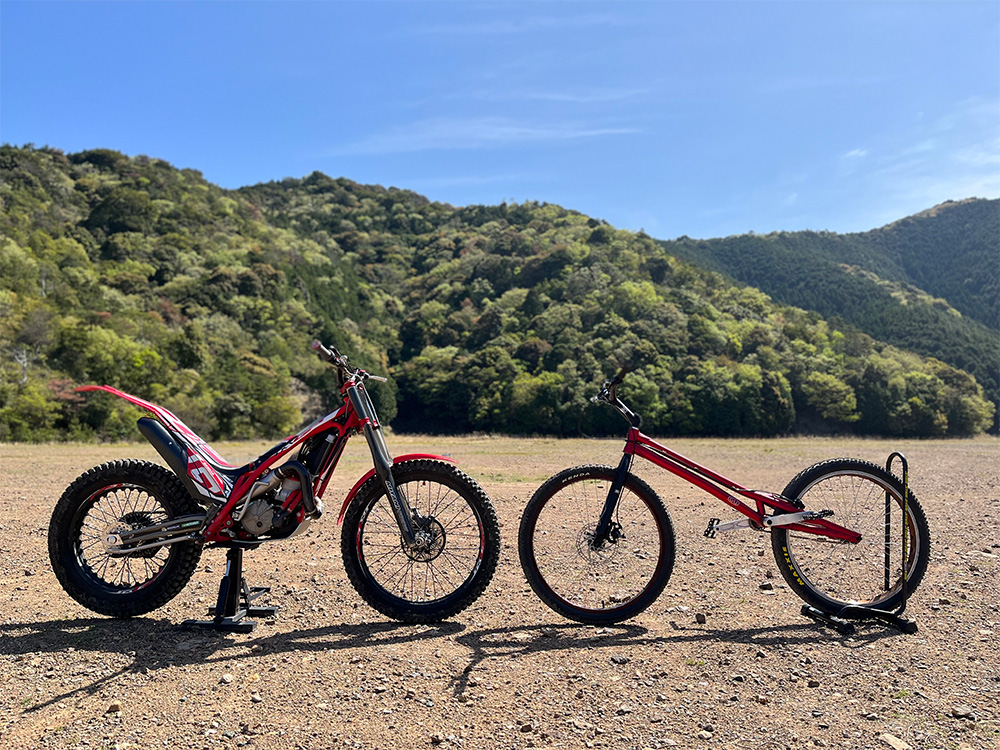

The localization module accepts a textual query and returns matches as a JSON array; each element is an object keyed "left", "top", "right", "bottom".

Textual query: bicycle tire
[
  {"left": 48, "top": 460, "right": 203, "bottom": 617},
  {"left": 519, "top": 464, "right": 675, "bottom": 624},
  {"left": 341, "top": 460, "right": 500, "bottom": 623},
  {"left": 770, "top": 458, "right": 930, "bottom": 613}
]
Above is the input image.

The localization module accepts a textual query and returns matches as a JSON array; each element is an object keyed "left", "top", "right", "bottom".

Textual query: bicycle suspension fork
[
  {"left": 346, "top": 385, "right": 418, "bottom": 545},
  {"left": 592, "top": 453, "right": 636, "bottom": 547}
]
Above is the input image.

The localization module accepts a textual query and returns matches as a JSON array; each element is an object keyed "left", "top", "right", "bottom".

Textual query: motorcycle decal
[{"left": 186, "top": 448, "right": 227, "bottom": 496}]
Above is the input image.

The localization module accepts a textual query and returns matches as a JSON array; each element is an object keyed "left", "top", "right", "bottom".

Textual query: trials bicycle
[
  {"left": 49, "top": 341, "right": 500, "bottom": 628},
  {"left": 518, "top": 367, "right": 931, "bottom": 627}
]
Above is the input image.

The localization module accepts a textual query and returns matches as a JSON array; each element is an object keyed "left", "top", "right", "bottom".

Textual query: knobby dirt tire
[
  {"left": 770, "top": 458, "right": 930, "bottom": 613},
  {"left": 519, "top": 465, "right": 676, "bottom": 625},
  {"left": 48, "top": 460, "right": 203, "bottom": 617},
  {"left": 341, "top": 460, "right": 500, "bottom": 623}
]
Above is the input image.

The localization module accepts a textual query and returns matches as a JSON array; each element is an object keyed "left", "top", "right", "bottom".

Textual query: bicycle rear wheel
[
  {"left": 771, "top": 458, "right": 930, "bottom": 613},
  {"left": 519, "top": 465, "right": 675, "bottom": 624}
]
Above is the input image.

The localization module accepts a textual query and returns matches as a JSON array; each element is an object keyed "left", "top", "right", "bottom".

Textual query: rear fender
[{"left": 337, "top": 453, "right": 456, "bottom": 524}]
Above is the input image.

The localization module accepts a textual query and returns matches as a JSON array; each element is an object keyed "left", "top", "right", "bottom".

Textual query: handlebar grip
[
  {"left": 610, "top": 362, "right": 633, "bottom": 386},
  {"left": 311, "top": 340, "right": 337, "bottom": 363}
]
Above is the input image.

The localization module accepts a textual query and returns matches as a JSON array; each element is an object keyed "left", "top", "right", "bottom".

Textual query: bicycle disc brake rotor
[{"left": 575, "top": 523, "right": 622, "bottom": 564}]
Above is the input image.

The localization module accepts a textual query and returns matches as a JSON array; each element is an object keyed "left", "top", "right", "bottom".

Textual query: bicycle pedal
[{"left": 704, "top": 518, "right": 721, "bottom": 539}]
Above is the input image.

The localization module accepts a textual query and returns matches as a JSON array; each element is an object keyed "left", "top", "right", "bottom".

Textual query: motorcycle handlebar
[{"left": 311, "top": 340, "right": 386, "bottom": 384}]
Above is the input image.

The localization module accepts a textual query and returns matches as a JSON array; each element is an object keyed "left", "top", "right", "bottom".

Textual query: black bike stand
[
  {"left": 801, "top": 452, "right": 918, "bottom": 637},
  {"left": 181, "top": 547, "right": 279, "bottom": 634}
]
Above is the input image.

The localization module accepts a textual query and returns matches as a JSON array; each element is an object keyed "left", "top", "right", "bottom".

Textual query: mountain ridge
[{"left": 1, "top": 144, "right": 994, "bottom": 440}]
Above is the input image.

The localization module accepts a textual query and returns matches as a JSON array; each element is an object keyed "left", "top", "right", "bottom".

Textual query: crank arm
[
  {"left": 763, "top": 509, "right": 834, "bottom": 528},
  {"left": 704, "top": 517, "right": 754, "bottom": 538}
]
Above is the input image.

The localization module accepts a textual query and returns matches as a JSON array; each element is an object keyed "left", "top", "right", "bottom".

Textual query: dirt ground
[{"left": 1, "top": 435, "right": 998, "bottom": 750}]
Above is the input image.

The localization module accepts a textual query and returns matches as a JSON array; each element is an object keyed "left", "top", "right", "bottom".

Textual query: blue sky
[{"left": 2, "top": 1, "right": 997, "bottom": 239}]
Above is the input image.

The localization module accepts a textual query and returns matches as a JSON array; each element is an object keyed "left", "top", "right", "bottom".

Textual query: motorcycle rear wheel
[{"left": 48, "top": 460, "right": 203, "bottom": 617}]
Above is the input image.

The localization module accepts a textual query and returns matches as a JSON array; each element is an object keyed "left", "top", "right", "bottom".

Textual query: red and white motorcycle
[{"left": 48, "top": 341, "right": 500, "bottom": 630}]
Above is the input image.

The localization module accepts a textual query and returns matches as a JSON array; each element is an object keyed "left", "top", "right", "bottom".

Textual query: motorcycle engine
[{"left": 240, "top": 497, "right": 276, "bottom": 535}]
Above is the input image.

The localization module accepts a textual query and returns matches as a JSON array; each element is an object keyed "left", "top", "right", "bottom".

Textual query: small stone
[
  {"left": 951, "top": 704, "right": 975, "bottom": 719},
  {"left": 250, "top": 693, "right": 263, "bottom": 704},
  {"left": 520, "top": 722, "right": 535, "bottom": 733},
  {"left": 697, "top": 730, "right": 713, "bottom": 740},
  {"left": 808, "top": 679, "right": 820, "bottom": 688},
  {"left": 610, "top": 655, "right": 630, "bottom": 665},
  {"left": 220, "top": 674, "right": 234, "bottom": 685},
  {"left": 105, "top": 702, "right": 122, "bottom": 714},
  {"left": 431, "top": 734, "right": 444, "bottom": 745},
  {"left": 695, "top": 613, "right": 707, "bottom": 624},
  {"left": 879, "top": 734, "right": 913, "bottom": 750},
  {"left": 759, "top": 581, "right": 774, "bottom": 591}
]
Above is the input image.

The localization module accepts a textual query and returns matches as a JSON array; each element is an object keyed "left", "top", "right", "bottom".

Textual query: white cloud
[
  {"left": 842, "top": 148, "right": 868, "bottom": 159},
  {"left": 328, "top": 117, "right": 639, "bottom": 156}
]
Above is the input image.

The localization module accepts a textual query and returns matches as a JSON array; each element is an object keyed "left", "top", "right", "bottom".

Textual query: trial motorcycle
[{"left": 48, "top": 341, "right": 500, "bottom": 629}]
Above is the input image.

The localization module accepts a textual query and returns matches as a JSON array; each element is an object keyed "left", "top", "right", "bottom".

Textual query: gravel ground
[{"left": 1, "top": 435, "right": 998, "bottom": 750}]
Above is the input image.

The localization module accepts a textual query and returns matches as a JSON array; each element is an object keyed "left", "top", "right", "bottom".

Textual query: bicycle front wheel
[
  {"left": 519, "top": 465, "right": 675, "bottom": 624},
  {"left": 770, "top": 458, "right": 930, "bottom": 613},
  {"left": 341, "top": 460, "right": 500, "bottom": 623}
]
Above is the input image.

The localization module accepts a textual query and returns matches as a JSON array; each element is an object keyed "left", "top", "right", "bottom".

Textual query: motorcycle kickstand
[{"left": 181, "top": 547, "right": 279, "bottom": 634}]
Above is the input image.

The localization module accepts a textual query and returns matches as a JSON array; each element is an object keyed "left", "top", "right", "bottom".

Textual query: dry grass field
[{"left": 1, "top": 435, "right": 998, "bottom": 750}]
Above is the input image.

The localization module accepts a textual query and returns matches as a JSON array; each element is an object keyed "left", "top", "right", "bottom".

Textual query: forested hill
[
  {"left": 0, "top": 144, "right": 994, "bottom": 442},
  {"left": 660, "top": 199, "right": 1000, "bottom": 422}
]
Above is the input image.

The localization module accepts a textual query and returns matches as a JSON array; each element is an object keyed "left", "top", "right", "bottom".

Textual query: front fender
[{"left": 337, "top": 453, "right": 457, "bottom": 524}]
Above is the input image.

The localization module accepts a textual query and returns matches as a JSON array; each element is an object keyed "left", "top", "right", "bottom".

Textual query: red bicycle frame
[
  {"left": 589, "top": 368, "right": 862, "bottom": 546},
  {"left": 623, "top": 428, "right": 861, "bottom": 542}
]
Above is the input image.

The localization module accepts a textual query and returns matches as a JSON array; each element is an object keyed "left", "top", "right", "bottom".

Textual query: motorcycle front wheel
[{"left": 341, "top": 460, "right": 500, "bottom": 623}]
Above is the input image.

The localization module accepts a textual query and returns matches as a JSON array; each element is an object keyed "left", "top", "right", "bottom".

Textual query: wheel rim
[
  {"left": 530, "top": 476, "right": 665, "bottom": 615},
  {"left": 73, "top": 483, "right": 173, "bottom": 592},
  {"left": 356, "top": 476, "right": 484, "bottom": 605},
  {"left": 783, "top": 470, "right": 920, "bottom": 606}
]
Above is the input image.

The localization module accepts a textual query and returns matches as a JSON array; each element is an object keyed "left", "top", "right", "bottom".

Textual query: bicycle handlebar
[{"left": 592, "top": 363, "right": 642, "bottom": 428}]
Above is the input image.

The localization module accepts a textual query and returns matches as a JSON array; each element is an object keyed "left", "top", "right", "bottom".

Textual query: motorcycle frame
[{"left": 79, "top": 372, "right": 450, "bottom": 547}]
